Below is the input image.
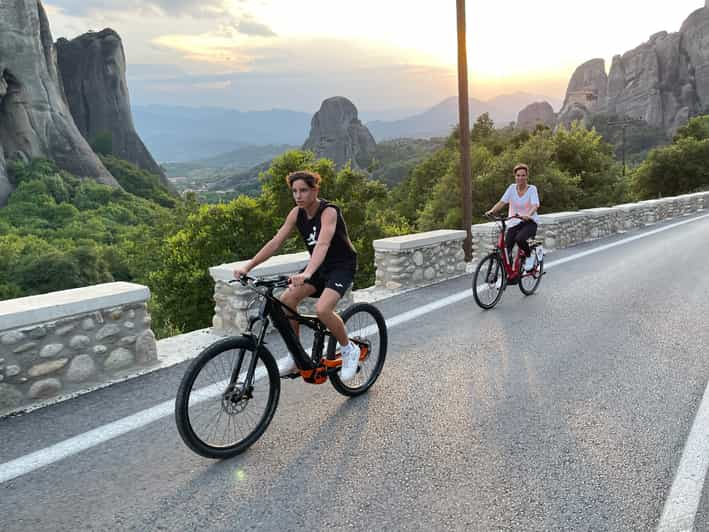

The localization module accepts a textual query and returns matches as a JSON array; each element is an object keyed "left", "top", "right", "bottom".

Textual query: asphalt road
[{"left": 2, "top": 213, "right": 709, "bottom": 531}]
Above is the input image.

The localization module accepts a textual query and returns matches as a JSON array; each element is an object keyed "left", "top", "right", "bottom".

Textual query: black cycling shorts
[{"left": 305, "top": 267, "right": 355, "bottom": 298}]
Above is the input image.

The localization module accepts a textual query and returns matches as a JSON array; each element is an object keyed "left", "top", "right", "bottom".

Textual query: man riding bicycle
[{"left": 233, "top": 170, "right": 361, "bottom": 381}]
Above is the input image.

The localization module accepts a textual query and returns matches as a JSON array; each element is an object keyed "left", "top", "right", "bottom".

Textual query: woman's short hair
[
  {"left": 513, "top": 163, "right": 529, "bottom": 175},
  {"left": 286, "top": 170, "right": 322, "bottom": 188}
]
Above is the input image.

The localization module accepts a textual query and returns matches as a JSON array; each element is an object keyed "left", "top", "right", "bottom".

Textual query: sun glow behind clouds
[
  {"left": 239, "top": 0, "right": 705, "bottom": 81},
  {"left": 153, "top": 34, "right": 254, "bottom": 67}
]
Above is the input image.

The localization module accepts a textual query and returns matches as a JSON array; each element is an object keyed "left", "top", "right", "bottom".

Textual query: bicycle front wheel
[
  {"left": 473, "top": 253, "right": 506, "bottom": 309},
  {"left": 175, "top": 336, "right": 280, "bottom": 459},
  {"left": 328, "top": 303, "right": 387, "bottom": 397}
]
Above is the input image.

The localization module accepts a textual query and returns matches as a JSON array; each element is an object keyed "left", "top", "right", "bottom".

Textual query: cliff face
[
  {"left": 557, "top": 5, "right": 709, "bottom": 133},
  {"left": 302, "top": 97, "right": 377, "bottom": 170},
  {"left": 0, "top": 0, "right": 117, "bottom": 206},
  {"left": 516, "top": 101, "right": 556, "bottom": 131},
  {"left": 680, "top": 4, "right": 709, "bottom": 111},
  {"left": 56, "top": 29, "right": 173, "bottom": 190}
]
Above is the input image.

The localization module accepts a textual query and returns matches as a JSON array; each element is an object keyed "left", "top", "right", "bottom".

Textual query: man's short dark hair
[{"left": 286, "top": 170, "right": 322, "bottom": 188}]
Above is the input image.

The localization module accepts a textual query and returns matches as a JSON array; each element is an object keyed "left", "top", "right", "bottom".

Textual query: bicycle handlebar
[
  {"left": 229, "top": 274, "right": 291, "bottom": 289},
  {"left": 484, "top": 212, "right": 523, "bottom": 222}
]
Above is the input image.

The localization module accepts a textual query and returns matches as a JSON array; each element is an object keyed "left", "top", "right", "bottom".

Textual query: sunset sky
[{"left": 44, "top": 0, "right": 707, "bottom": 117}]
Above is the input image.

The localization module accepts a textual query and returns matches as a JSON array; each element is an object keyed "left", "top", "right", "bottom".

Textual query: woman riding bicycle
[
  {"left": 233, "top": 170, "right": 361, "bottom": 381},
  {"left": 485, "top": 163, "right": 540, "bottom": 272}
]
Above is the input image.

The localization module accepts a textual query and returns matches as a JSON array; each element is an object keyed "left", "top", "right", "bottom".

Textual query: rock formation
[
  {"left": 557, "top": 58, "right": 608, "bottom": 127},
  {"left": 0, "top": 0, "right": 118, "bottom": 206},
  {"left": 302, "top": 97, "right": 377, "bottom": 170},
  {"left": 680, "top": 3, "right": 709, "bottom": 112},
  {"left": 557, "top": 4, "right": 709, "bottom": 133},
  {"left": 516, "top": 101, "right": 556, "bottom": 130},
  {"left": 56, "top": 29, "right": 173, "bottom": 190}
]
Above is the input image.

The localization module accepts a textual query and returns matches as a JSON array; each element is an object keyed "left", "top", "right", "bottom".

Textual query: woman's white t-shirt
[{"left": 501, "top": 184, "right": 540, "bottom": 227}]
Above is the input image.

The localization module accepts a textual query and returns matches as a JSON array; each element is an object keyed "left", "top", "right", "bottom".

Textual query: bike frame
[
  {"left": 494, "top": 217, "right": 524, "bottom": 278},
  {"left": 233, "top": 278, "right": 338, "bottom": 388},
  {"left": 253, "top": 289, "right": 331, "bottom": 372}
]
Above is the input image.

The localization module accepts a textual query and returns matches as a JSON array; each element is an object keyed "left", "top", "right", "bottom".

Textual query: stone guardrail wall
[
  {"left": 372, "top": 229, "right": 468, "bottom": 291},
  {"left": 209, "top": 253, "right": 354, "bottom": 336},
  {"left": 0, "top": 282, "right": 158, "bottom": 415},
  {"left": 471, "top": 191, "right": 709, "bottom": 259}
]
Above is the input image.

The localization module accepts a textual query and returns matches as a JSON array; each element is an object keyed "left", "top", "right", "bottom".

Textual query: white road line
[
  {"left": 1, "top": 212, "right": 708, "bottom": 488},
  {"left": 0, "top": 401, "right": 174, "bottom": 484},
  {"left": 657, "top": 383, "right": 709, "bottom": 531}
]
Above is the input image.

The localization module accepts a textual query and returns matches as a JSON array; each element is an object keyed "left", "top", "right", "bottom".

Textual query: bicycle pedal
[{"left": 280, "top": 372, "right": 301, "bottom": 380}]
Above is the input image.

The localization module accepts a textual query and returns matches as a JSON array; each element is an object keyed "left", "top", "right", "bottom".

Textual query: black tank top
[{"left": 296, "top": 199, "right": 357, "bottom": 270}]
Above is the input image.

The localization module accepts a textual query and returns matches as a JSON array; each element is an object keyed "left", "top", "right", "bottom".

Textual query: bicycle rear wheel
[
  {"left": 328, "top": 303, "right": 387, "bottom": 397},
  {"left": 519, "top": 255, "right": 543, "bottom": 295},
  {"left": 472, "top": 253, "right": 505, "bottom": 309},
  {"left": 175, "top": 336, "right": 280, "bottom": 459}
]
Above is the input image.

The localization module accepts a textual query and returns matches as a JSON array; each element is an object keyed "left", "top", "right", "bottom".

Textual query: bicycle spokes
[{"left": 473, "top": 253, "right": 506, "bottom": 309}]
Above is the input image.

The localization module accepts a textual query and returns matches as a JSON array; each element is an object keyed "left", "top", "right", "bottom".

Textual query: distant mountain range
[
  {"left": 367, "top": 93, "right": 562, "bottom": 140},
  {"left": 134, "top": 92, "right": 561, "bottom": 163},
  {"left": 132, "top": 105, "right": 311, "bottom": 163}
]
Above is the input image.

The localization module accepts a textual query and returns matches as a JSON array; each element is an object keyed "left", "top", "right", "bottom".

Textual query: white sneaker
[
  {"left": 524, "top": 255, "right": 536, "bottom": 271},
  {"left": 279, "top": 355, "right": 298, "bottom": 376},
  {"left": 339, "top": 341, "right": 360, "bottom": 382}
]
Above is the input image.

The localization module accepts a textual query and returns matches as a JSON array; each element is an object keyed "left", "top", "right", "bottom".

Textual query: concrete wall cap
[
  {"left": 0, "top": 282, "right": 149, "bottom": 332},
  {"left": 580, "top": 207, "right": 614, "bottom": 214},
  {"left": 210, "top": 251, "right": 311, "bottom": 281},
  {"left": 538, "top": 212, "right": 583, "bottom": 221},
  {"left": 373, "top": 230, "right": 466, "bottom": 251}
]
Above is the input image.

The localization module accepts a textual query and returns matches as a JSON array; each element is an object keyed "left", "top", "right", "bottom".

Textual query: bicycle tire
[
  {"left": 472, "top": 252, "right": 506, "bottom": 309},
  {"left": 519, "top": 256, "right": 543, "bottom": 296},
  {"left": 175, "top": 336, "right": 280, "bottom": 459},
  {"left": 327, "top": 303, "right": 387, "bottom": 397}
]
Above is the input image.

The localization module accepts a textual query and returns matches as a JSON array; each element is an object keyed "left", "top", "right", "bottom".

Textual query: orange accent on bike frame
[
  {"left": 300, "top": 366, "right": 328, "bottom": 384},
  {"left": 300, "top": 343, "right": 369, "bottom": 384},
  {"left": 359, "top": 345, "right": 369, "bottom": 361}
]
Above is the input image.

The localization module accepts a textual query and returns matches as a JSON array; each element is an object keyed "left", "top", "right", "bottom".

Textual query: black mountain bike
[{"left": 175, "top": 274, "right": 387, "bottom": 459}]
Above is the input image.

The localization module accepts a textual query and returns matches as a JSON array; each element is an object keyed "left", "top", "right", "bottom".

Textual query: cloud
[
  {"left": 151, "top": 35, "right": 414, "bottom": 75},
  {"left": 126, "top": 50, "right": 459, "bottom": 113},
  {"left": 46, "top": 0, "right": 229, "bottom": 18},
  {"left": 236, "top": 19, "right": 276, "bottom": 37}
]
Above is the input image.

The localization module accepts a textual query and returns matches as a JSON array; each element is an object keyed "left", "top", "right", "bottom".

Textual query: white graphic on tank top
[{"left": 306, "top": 226, "right": 318, "bottom": 247}]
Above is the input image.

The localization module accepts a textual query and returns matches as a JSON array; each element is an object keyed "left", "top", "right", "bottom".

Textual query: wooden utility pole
[
  {"left": 608, "top": 118, "right": 643, "bottom": 176},
  {"left": 456, "top": 0, "right": 473, "bottom": 261}
]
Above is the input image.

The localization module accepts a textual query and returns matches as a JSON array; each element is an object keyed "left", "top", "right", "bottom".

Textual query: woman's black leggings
[{"left": 506, "top": 220, "right": 537, "bottom": 257}]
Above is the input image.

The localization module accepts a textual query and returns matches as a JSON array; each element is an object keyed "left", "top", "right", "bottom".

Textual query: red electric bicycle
[{"left": 472, "top": 213, "right": 545, "bottom": 309}]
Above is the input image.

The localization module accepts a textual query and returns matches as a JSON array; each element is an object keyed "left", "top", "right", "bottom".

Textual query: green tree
[
  {"left": 90, "top": 131, "right": 113, "bottom": 155},
  {"left": 391, "top": 140, "right": 457, "bottom": 225},
  {"left": 674, "top": 115, "right": 709, "bottom": 141},
  {"left": 471, "top": 112, "right": 495, "bottom": 142},
  {"left": 101, "top": 155, "right": 176, "bottom": 207},
  {"left": 551, "top": 122, "right": 624, "bottom": 208},
  {"left": 148, "top": 196, "right": 279, "bottom": 333},
  {"left": 632, "top": 136, "right": 709, "bottom": 198}
]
